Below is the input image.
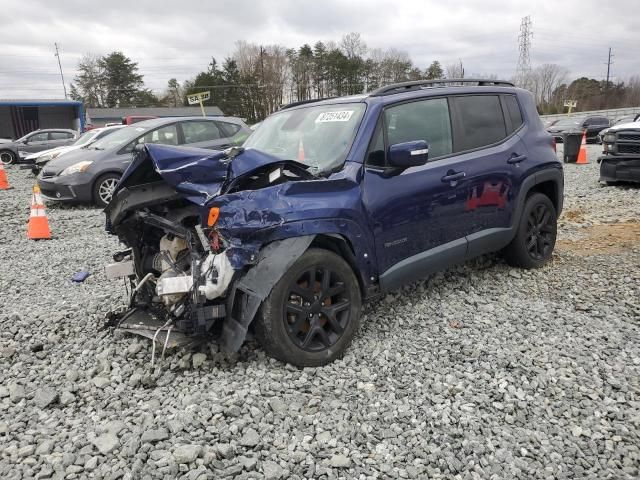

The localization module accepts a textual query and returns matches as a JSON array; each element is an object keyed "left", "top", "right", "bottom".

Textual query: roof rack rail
[
  {"left": 279, "top": 97, "right": 335, "bottom": 110},
  {"left": 369, "top": 78, "right": 515, "bottom": 97}
]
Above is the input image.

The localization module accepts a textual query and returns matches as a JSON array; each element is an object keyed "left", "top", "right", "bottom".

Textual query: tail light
[{"left": 551, "top": 137, "right": 556, "bottom": 152}]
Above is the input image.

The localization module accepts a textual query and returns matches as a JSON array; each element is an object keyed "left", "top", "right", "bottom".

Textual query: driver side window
[
  {"left": 124, "top": 124, "right": 179, "bottom": 153},
  {"left": 384, "top": 98, "right": 453, "bottom": 160},
  {"left": 28, "top": 132, "right": 48, "bottom": 142}
]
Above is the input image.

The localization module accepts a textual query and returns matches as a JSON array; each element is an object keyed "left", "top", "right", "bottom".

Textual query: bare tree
[
  {"left": 445, "top": 59, "right": 465, "bottom": 79},
  {"left": 73, "top": 54, "right": 106, "bottom": 107},
  {"left": 340, "top": 32, "right": 367, "bottom": 59},
  {"left": 536, "top": 64, "right": 568, "bottom": 104},
  {"left": 624, "top": 76, "right": 640, "bottom": 106}
]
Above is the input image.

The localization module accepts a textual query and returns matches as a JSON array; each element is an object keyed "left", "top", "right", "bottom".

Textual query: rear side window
[
  {"left": 181, "top": 121, "right": 221, "bottom": 143},
  {"left": 217, "top": 121, "right": 241, "bottom": 137},
  {"left": 50, "top": 131, "right": 73, "bottom": 140},
  {"left": 503, "top": 95, "right": 524, "bottom": 134},
  {"left": 453, "top": 95, "right": 507, "bottom": 151},
  {"left": 384, "top": 98, "right": 453, "bottom": 159}
]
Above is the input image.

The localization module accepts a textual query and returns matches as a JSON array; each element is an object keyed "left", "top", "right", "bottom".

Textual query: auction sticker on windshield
[{"left": 315, "top": 111, "right": 354, "bottom": 123}]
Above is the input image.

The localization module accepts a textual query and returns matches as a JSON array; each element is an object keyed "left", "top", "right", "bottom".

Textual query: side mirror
[{"left": 388, "top": 140, "right": 429, "bottom": 168}]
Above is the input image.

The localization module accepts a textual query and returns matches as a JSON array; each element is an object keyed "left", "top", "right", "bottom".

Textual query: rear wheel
[
  {"left": 93, "top": 173, "right": 121, "bottom": 208},
  {"left": 254, "top": 248, "right": 361, "bottom": 367},
  {"left": 503, "top": 193, "right": 557, "bottom": 269},
  {"left": 0, "top": 150, "right": 15, "bottom": 165}
]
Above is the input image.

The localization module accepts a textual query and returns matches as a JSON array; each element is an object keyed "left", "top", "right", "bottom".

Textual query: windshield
[
  {"left": 90, "top": 125, "right": 149, "bottom": 150},
  {"left": 74, "top": 130, "right": 100, "bottom": 146},
  {"left": 555, "top": 117, "right": 585, "bottom": 127},
  {"left": 244, "top": 103, "right": 366, "bottom": 174}
]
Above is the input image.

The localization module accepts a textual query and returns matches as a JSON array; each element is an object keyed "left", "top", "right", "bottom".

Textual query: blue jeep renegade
[{"left": 105, "top": 78, "right": 563, "bottom": 366}]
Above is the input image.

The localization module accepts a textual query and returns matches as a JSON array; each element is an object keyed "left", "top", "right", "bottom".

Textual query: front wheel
[
  {"left": 93, "top": 173, "right": 121, "bottom": 208},
  {"left": 503, "top": 193, "right": 557, "bottom": 269},
  {"left": 254, "top": 248, "right": 362, "bottom": 367},
  {"left": 0, "top": 150, "right": 16, "bottom": 166}
]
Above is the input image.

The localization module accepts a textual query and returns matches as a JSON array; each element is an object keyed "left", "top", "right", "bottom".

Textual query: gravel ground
[{"left": 1, "top": 145, "right": 639, "bottom": 480}]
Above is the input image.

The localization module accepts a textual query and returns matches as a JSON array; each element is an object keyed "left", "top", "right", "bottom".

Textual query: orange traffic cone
[
  {"left": 576, "top": 130, "right": 588, "bottom": 164},
  {"left": 297, "top": 138, "right": 305, "bottom": 161},
  {"left": 0, "top": 161, "right": 10, "bottom": 190},
  {"left": 27, "top": 185, "right": 51, "bottom": 240}
]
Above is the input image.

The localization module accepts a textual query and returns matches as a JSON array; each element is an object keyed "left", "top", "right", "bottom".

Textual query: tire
[
  {"left": 254, "top": 248, "right": 362, "bottom": 367},
  {"left": 0, "top": 150, "right": 16, "bottom": 166},
  {"left": 503, "top": 192, "right": 557, "bottom": 269},
  {"left": 92, "top": 173, "right": 121, "bottom": 208}
]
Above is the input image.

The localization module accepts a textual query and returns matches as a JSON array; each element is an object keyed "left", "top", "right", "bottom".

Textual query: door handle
[
  {"left": 441, "top": 171, "right": 466, "bottom": 183},
  {"left": 508, "top": 153, "right": 527, "bottom": 164}
]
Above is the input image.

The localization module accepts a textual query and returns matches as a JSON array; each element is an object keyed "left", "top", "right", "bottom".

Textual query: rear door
[
  {"left": 48, "top": 131, "right": 76, "bottom": 148},
  {"left": 449, "top": 94, "right": 527, "bottom": 258}
]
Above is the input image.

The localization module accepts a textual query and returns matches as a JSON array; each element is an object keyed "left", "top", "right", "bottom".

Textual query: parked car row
[
  {"left": 37, "top": 116, "right": 251, "bottom": 207},
  {"left": 544, "top": 113, "right": 640, "bottom": 144},
  {"left": 22, "top": 125, "right": 126, "bottom": 174},
  {"left": 0, "top": 129, "right": 78, "bottom": 165},
  {"left": 546, "top": 115, "right": 610, "bottom": 143}
]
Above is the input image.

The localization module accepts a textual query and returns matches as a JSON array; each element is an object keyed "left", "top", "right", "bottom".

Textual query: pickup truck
[{"left": 598, "top": 119, "right": 640, "bottom": 185}]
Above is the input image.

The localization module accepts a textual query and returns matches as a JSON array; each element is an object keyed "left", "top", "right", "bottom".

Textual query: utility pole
[
  {"left": 54, "top": 42, "right": 67, "bottom": 99},
  {"left": 515, "top": 16, "right": 533, "bottom": 89},
  {"left": 259, "top": 46, "right": 265, "bottom": 85},
  {"left": 605, "top": 47, "right": 613, "bottom": 106}
]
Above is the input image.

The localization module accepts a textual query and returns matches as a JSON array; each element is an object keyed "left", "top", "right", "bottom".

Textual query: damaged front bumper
[
  {"left": 104, "top": 201, "right": 315, "bottom": 356},
  {"left": 598, "top": 154, "right": 640, "bottom": 184}
]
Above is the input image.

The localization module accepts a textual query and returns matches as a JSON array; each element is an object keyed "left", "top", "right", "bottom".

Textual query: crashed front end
[
  {"left": 599, "top": 127, "right": 640, "bottom": 184},
  {"left": 103, "top": 144, "right": 315, "bottom": 356}
]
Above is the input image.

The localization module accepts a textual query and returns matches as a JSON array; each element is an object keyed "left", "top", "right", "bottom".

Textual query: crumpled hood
[{"left": 117, "top": 144, "right": 310, "bottom": 205}]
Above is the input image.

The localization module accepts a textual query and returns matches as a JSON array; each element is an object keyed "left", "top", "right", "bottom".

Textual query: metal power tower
[{"left": 515, "top": 16, "right": 533, "bottom": 89}]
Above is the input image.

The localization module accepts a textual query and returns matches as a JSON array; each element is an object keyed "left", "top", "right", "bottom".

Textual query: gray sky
[{"left": 0, "top": 0, "right": 637, "bottom": 98}]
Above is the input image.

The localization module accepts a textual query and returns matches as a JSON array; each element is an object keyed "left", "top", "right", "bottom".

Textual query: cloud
[{"left": 0, "top": 0, "right": 637, "bottom": 98}]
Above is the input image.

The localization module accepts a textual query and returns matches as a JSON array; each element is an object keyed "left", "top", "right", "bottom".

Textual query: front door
[
  {"left": 362, "top": 97, "right": 471, "bottom": 290},
  {"left": 20, "top": 131, "right": 50, "bottom": 155}
]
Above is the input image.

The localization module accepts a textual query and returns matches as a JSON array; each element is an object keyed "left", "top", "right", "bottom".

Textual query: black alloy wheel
[
  {"left": 284, "top": 266, "right": 351, "bottom": 352},
  {"left": 254, "top": 248, "right": 362, "bottom": 367},
  {"left": 525, "top": 203, "right": 555, "bottom": 261},
  {"left": 503, "top": 192, "right": 557, "bottom": 269}
]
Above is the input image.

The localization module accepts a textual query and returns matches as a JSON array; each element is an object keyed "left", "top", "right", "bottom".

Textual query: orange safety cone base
[
  {"left": 27, "top": 216, "right": 51, "bottom": 240},
  {"left": 576, "top": 132, "right": 588, "bottom": 164},
  {"left": 0, "top": 168, "right": 9, "bottom": 189}
]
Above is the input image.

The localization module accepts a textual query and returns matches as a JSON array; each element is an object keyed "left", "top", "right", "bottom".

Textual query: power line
[{"left": 54, "top": 43, "right": 67, "bottom": 99}]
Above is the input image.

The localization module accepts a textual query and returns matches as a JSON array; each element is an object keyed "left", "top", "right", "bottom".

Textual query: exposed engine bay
[{"left": 103, "top": 144, "right": 318, "bottom": 360}]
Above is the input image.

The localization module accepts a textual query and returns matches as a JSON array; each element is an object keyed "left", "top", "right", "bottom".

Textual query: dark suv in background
[
  {"left": 38, "top": 116, "right": 251, "bottom": 207},
  {"left": 547, "top": 115, "right": 610, "bottom": 143},
  {"left": 0, "top": 129, "right": 78, "bottom": 165},
  {"left": 104, "top": 79, "right": 563, "bottom": 367}
]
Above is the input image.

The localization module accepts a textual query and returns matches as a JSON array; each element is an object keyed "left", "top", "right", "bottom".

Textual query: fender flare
[
  {"left": 219, "top": 235, "right": 315, "bottom": 352},
  {"left": 512, "top": 166, "right": 564, "bottom": 232}
]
